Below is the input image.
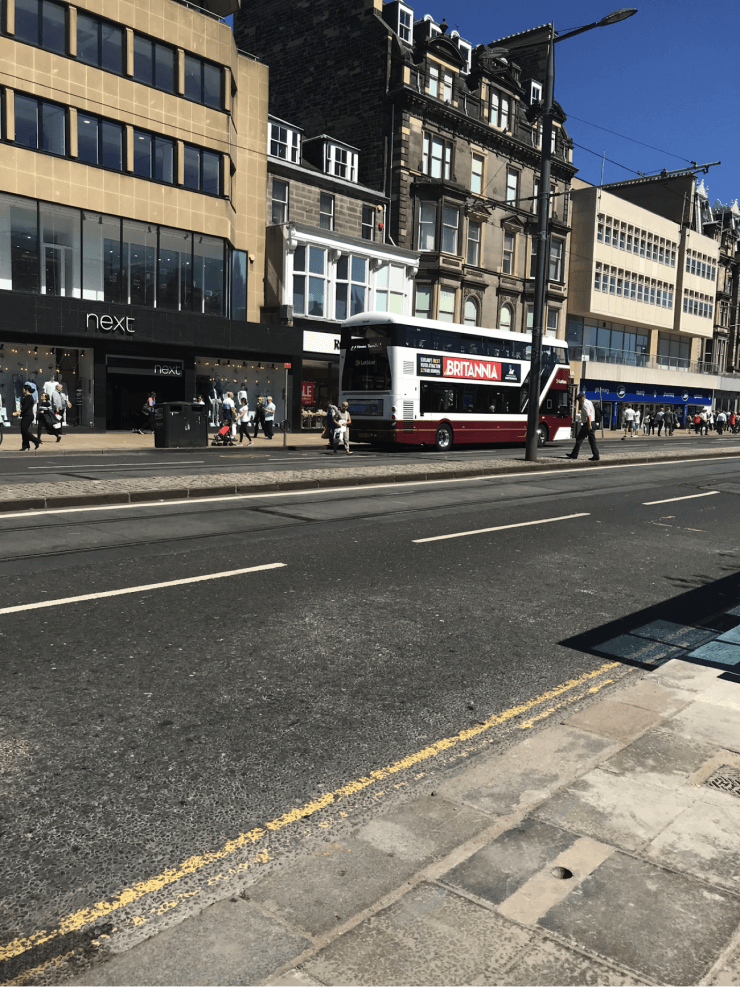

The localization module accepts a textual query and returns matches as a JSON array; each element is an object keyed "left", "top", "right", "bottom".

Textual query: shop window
[
  {"left": 414, "top": 285, "right": 432, "bottom": 320},
  {"left": 293, "top": 244, "right": 326, "bottom": 318},
  {"left": 14, "top": 94, "right": 66, "bottom": 156},
  {"left": 133, "top": 130, "right": 174, "bottom": 184},
  {"left": 464, "top": 297, "right": 479, "bottom": 326},
  {"left": 439, "top": 287, "right": 456, "bottom": 322},
  {"left": 231, "top": 249, "right": 248, "bottom": 322},
  {"left": 183, "top": 146, "right": 221, "bottom": 196},
  {"left": 82, "top": 211, "right": 121, "bottom": 302},
  {"left": 77, "top": 12, "right": 123, "bottom": 75},
  {"left": 0, "top": 194, "right": 39, "bottom": 293},
  {"left": 121, "top": 220, "right": 156, "bottom": 307},
  {"left": 40, "top": 202, "right": 80, "bottom": 298},
  {"left": 271, "top": 179, "right": 288, "bottom": 225},
  {"left": 335, "top": 255, "right": 367, "bottom": 320},
  {"left": 375, "top": 263, "right": 405, "bottom": 314},
  {"left": 15, "top": 0, "right": 66, "bottom": 54},
  {"left": 184, "top": 54, "right": 223, "bottom": 109},
  {"left": 158, "top": 227, "right": 192, "bottom": 311},
  {"left": 194, "top": 235, "right": 224, "bottom": 316},
  {"left": 132, "top": 34, "right": 175, "bottom": 93},
  {"left": 77, "top": 113, "right": 124, "bottom": 170},
  {"left": 362, "top": 205, "right": 375, "bottom": 241}
]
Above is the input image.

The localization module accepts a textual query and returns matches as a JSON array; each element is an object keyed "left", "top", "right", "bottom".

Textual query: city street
[{"left": 2, "top": 455, "right": 739, "bottom": 984}]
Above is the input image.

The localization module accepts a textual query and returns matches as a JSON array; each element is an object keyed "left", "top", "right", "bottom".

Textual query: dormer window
[
  {"left": 269, "top": 120, "right": 301, "bottom": 163},
  {"left": 458, "top": 41, "right": 472, "bottom": 74},
  {"left": 530, "top": 81, "right": 542, "bottom": 105},
  {"left": 490, "top": 88, "right": 510, "bottom": 129},
  {"left": 325, "top": 143, "right": 358, "bottom": 182},
  {"left": 398, "top": 4, "right": 412, "bottom": 42}
]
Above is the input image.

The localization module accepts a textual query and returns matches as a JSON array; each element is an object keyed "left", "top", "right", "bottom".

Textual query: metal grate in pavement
[{"left": 704, "top": 765, "right": 740, "bottom": 797}]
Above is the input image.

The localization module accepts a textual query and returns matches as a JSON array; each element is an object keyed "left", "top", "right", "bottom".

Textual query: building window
[
  {"left": 499, "top": 304, "right": 512, "bottom": 330},
  {"left": 506, "top": 168, "right": 518, "bottom": 204},
  {"left": 269, "top": 122, "right": 300, "bottom": 162},
  {"left": 415, "top": 285, "right": 432, "bottom": 319},
  {"left": 362, "top": 205, "right": 375, "bottom": 241},
  {"left": 184, "top": 55, "right": 223, "bottom": 110},
  {"left": 490, "top": 89, "right": 510, "bottom": 129},
  {"left": 325, "top": 144, "right": 357, "bottom": 182},
  {"left": 158, "top": 227, "right": 193, "bottom": 312},
  {"left": 423, "top": 134, "right": 452, "bottom": 179},
  {"left": 458, "top": 41, "right": 472, "bottom": 75},
  {"left": 502, "top": 231, "right": 514, "bottom": 274},
  {"left": 375, "top": 263, "right": 405, "bottom": 314},
  {"left": 418, "top": 201, "right": 436, "bottom": 251},
  {"left": 530, "top": 81, "right": 542, "bottom": 104},
  {"left": 439, "top": 287, "right": 456, "bottom": 322},
  {"left": 546, "top": 308, "right": 558, "bottom": 337},
  {"left": 293, "top": 245, "right": 326, "bottom": 317},
  {"left": 40, "top": 201, "right": 80, "bottom": 298},
  {"left": 335, "top": 255, "right": 367, "bottom": 320},
  {"left": 429, "top": 64, "right": 453, "bottom": 101},
  {"left": 183, "top": 146, "right": 221, "bottom": 195},
  {"left": 15, "top": 0, "right": 66, "bottom": 54},
  {"left": 529, "top": 240, "right": 538, "bottom": 279},
  {"left": 77, "top": 12, "right": 124, "bottom": 75},
  {"left": 14, "top": 94, "right": 66, "bottom": 156},
  {"left": 442, "top": 205, "right": 460, "bottom": 254},
  {"left": 463, "top": 297, "right": 479, "bottom": 326},
  {"left": 526, "top": 305, "right": 534, "bottom": 329},
  {"left": 132, "top": 35, "right": 175, "bottom": 92},
  {"left": 319, "top": 193, "right": 334, "bottom": 231},
  {"left": 132, "top": 130, "right": 174, "bottom": 183},
  {"left": 271, "top": 179, "right": 288, "bottom": 224},
  {"left": 466, "top": 221, "right": 480, "bottom": 266},
  {"left": 398, "top": 5, "right": 412, "bottom": 42},
  {"left": 549, "top": 239, "right": 563, "bottom": 281},
  {"left": 471, "top": 153, "right": 484, "bottom": 194},
  {"left": 76, "top": 114, "right": 123, "bottom": 170}
]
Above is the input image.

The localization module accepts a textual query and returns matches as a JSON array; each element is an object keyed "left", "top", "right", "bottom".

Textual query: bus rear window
[{"left": 341, "top": 327, "right": 392, "bottom": 391}]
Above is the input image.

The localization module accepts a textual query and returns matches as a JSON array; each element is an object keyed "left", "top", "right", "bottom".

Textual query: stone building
[
  {"left": 0, "top": 0, "right": 304, "bottom": 431},
  {"left": 236, "top": 1, "right": 576, "bottom": 339},
  {"left": 706, "top": 196, "right": 740, "bottom": 393}
]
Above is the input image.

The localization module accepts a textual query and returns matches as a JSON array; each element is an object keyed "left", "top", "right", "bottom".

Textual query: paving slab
[
  {"left": 644, "top": 799, "right": 740, "bottom": 893},
  {"left": 487, "top": 936, "right": 649, "bottom": 986},
  {"left": 72, "top": 897, "right": 310, "bottom": 987},
  {"left": 562, "top": 700, "right": 661, "bottom": 743},
  {"left": 249, "top": 796, "right": 489, "bottom": 939},
  {"left": 611, "top": 679, "right": 690, "bottom": 716},
  {"left": 533, "top": 770, "right": 693, "bottom": 851},
  {"left": 707, "top": 935, "right": 740, "bottom": 986},
  {"left": 436, "top": 725, "right": 617, "bottom": 818},
  {"left": 598, "top": 726, "right": 718, "bottom": 792},
  {"left": 539, "top": 851, "right": 740, "bottom": 986},
  {"left": 652, "top": 659, "right": 727, "bottom": 694},
  {"left": 660, "top": 700, "right": 740, "bottom": 750},
  {"left": 302, "top": 882, "right": 534, "bottom": 987},
  {"left": 630, "top": 618, "right": 718, "bottom": 649},
  {"left": 440, "top": 818, "right": 577, "bottom": 906}
]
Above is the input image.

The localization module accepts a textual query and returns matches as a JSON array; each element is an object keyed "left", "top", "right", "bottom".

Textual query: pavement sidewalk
[{"left": 70, "top": 651, "right": 740, "bottom": 987}]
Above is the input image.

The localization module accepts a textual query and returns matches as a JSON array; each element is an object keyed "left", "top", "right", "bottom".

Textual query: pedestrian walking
[
  {"left": 700, "top": 411, "right": 709, "bottom": 436},
  {"left": 221, "top": 391, "right": 236, "bottom": 440},
  {"left": 236, "top": 397, "right": 252, "bottom": 446},
  {"left": 253, "top": 396, "right": 265, "bottom": 439},
  {"left": 135, "top": 392, "right": 156, "bottom": 434},
  {"left": 334, "top": 401, "right": 353, "bottom": 455},
  {"left": 36, "top": 393, "right": 62, "bottom": 443},
  {"left": 565, "top": 392, "right": 600, "bottom": 461},
  {"left": 656, "top": 407, "right": 665, "bottom": 437},
  {"left": 51, "top": 382, "right": 70, "bottom": 426},
  {"left": 264, "top": 395, "right": 276, "bottom": 439},
  {"left": 633, "top": 408, "right": 641, "bottom": 434},
  {"left": 716, "top": 410, "right": 727, "bottom": 435},
  {"left": 621, "top": 404, "right": 635, "bottom": 440},
  {"left": 665, "top": 409, "right": 676, "bottom": 435},
  {"left": 12, "top": 384, "right": 40, "bottom": 450},
  {"left": 325, "top": 399, "right": 339, "bottom": 449}
]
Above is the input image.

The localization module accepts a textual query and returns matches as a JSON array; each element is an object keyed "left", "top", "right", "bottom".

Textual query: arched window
[
  {"left": 463, "top": 297, "right": 479, "bottom": 326},
  {"left": 499, "top": 304, "right": 512, "bottom": 330}
]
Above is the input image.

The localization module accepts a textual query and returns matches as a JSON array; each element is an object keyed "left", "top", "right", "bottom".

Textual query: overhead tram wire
[{"left": 564, "top": 113, "right": 693, "bottom": 164}]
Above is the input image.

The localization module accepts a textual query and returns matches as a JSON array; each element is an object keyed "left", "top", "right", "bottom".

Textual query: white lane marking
[
  {"left": 0, "top": 563, "right": 285, "bottom": 615},
  {"left": 412, "top": 513, "right": 589, "bottom": 544},
  {"left": 29, "top": 461, "right": 204, "bottom": 470},
  {"left": 1, "top": 455, "right": 739, "bottom": 521},
  {"left": 643, "top": 491, "right": 720, "bottom": 505}
]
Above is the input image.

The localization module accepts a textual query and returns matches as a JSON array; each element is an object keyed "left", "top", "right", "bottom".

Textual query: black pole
[{"left": 525, "top": 24, "right": 555, "bottom": 462}]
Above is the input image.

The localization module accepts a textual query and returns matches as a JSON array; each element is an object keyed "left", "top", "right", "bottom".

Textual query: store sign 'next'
[{"left": 87, "top": 313, "right": 136, "bottom": 334}]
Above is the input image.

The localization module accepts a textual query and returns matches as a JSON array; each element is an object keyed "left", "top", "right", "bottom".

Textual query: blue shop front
[{"left": 582, "top": 378, "right": 713, "bottom": 430}]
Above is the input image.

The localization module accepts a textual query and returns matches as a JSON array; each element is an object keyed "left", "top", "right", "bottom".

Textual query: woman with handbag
[
  {"left": 12, "top": 385, "right": 40, "bottom": 450},
  {"left": 135, "top": 392, "right": 156, "bottom": 434},
  {"left": 36, "top": 393, "right": 62, "bottom": 443}
]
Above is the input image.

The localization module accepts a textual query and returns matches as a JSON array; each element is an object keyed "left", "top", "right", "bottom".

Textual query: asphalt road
[
  {"left": 1, "top": 430, "right": 740, "bottom": 485},
  {"left": 2, "top": 457, "right": 740, "bottom": 982}
]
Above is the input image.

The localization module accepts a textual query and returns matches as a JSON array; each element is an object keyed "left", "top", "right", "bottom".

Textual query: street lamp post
[{"left": 523, "top": 8, "right": 637, "bottom": 461}]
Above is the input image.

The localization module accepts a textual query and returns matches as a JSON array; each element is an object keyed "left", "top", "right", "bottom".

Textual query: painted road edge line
[
  {"left": 412, "top": 512, "right": 590, "bottom": 544},
  {"left": 0, "top": 659, "right": 619, "bottom": 965},
  {"left": 0, "top": 563, "right": 286, "bottom": 616},
  {"left": 643, "top": 490, "right": 720, "bottom": 505}
]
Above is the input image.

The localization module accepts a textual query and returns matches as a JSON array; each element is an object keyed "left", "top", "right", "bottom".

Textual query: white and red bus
[{"left": 340, "top": 313, "right": 572, "bottom": 451}]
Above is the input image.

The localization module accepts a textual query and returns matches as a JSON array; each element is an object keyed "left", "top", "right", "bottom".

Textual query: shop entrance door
[{"left": 105, "top": 374, "right": 184, "bottom": 430}]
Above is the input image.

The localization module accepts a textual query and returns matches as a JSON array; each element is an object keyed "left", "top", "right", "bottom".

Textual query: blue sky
[{"left": 229, "top": 1, "right": 738, "bottom": 206}]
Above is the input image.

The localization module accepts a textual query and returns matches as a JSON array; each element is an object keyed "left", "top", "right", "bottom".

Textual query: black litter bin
[{"left": 153, "top": 402, "right": 208, "bottom": 448}]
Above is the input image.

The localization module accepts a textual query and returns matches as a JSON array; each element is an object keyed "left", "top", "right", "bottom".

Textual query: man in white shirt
[
  {"left": 621, "top": 404, "right": 636, "bottom": 440},
  {"left": 264, "top": 395, "right": 276, "bottom": 439},
  {"left": 566, "top": 392, "right": 600, "bottom": 461}
]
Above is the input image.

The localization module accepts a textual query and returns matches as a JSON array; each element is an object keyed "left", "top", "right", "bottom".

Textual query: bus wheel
[
  {"left": 435, "top": 424, "right": 453, "bottom": 451},
  {"left": 537, "top": 424, "right": 548, "bottom": 447}
]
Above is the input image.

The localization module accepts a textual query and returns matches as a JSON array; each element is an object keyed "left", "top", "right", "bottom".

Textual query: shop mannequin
[{"left": 43, "top": 377, "right": 58, "bottom": 398}]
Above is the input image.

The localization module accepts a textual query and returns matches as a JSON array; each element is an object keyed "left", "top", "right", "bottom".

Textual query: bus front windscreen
[{"left": 341, "top": 326, "right": 392, "bottom": 391}]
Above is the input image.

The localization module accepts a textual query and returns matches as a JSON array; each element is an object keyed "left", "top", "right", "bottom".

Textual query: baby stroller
[{"left": 211, "top": 412, "right": 236, "bottom": 446}]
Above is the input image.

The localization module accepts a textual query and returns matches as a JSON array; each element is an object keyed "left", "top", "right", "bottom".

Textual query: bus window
[{"left": 432, "top": 330, "right": 459, "bottom": 352}]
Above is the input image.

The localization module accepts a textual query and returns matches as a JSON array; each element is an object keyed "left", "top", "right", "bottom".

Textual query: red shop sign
[
  {"left": 442, "top": 357, "right": 502, "bottom": 382},
  {"left": 301, "top": 381, "right": 316, "bottom": 405}
]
